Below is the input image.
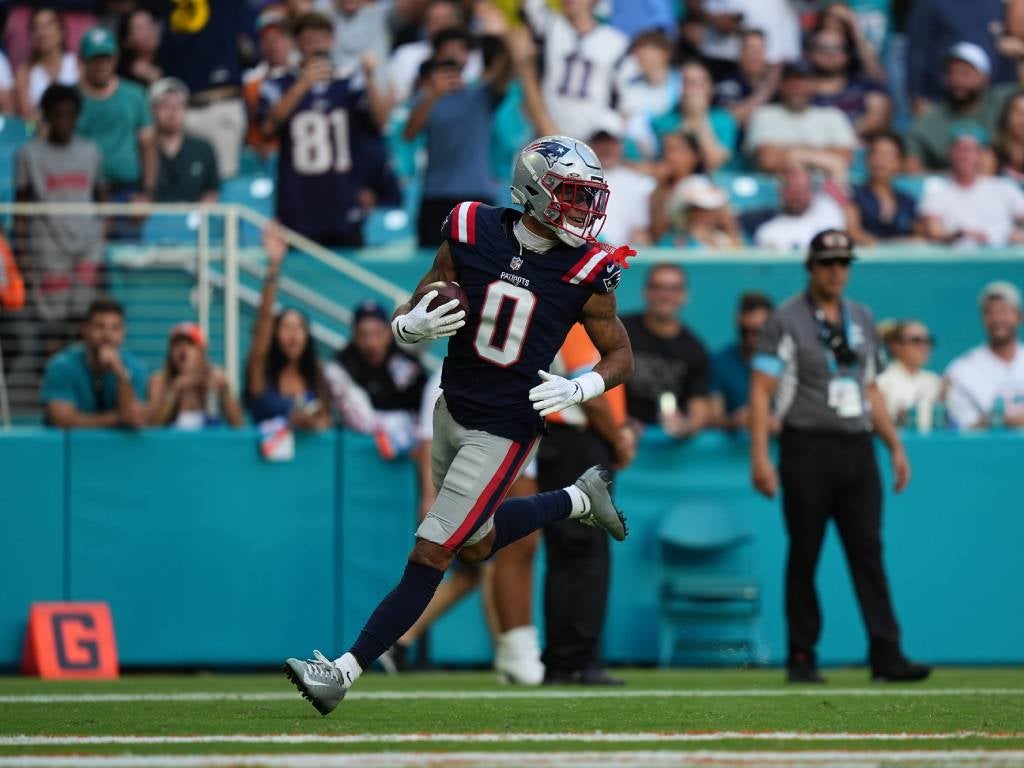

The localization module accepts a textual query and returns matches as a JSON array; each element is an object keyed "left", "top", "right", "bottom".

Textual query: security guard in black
[{"left": 748, "top": 229, "right": 930, "bottom": 684}]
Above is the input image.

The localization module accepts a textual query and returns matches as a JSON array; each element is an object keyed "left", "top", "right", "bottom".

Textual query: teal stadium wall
[{"left": 1, "top": 428, "right": 1022, "bottom": 668}]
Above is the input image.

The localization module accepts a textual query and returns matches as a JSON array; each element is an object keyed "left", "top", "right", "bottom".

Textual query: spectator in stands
[
  {"left": 876, "top": 319, "right": 943, "bottom": 430},
  {"left": 994, "top": 91, "right": 1024, "bottom": 182},
  {"left": 259, "top": 11, "right": 394, "bottom": 248},
  {"left": 76, "top": 27, "right": 158, "bottom": 208},
  {"left": 405, "top": 27, "right": 511, "bottom": 248},
  {"left": 159, "top": 0, "right": 246, "bottom": 179},
  {"left": 808, "top": 25, "right": 891, "bottom": 139},
  {"left": 245, "top": 224, "right": 331, "bottom": 430},
  {"left": 617, "top": 30, "right": 680, "bottom": 157},
  {"left": 329, "top": 0, "right": 392, "bottom": 91},
  {"left": 908, "top": 0, "right": 1017, "bottom": 113},
  {"left": 115, "top": 8, "right": 162, "bottom": 89},
  {"left": 713, "top": 28, "right": 776, "bottom": 128},
  {"left": 588, "top": 127, "right": 654, "bottom": 246},
  {"left": 522, "top": 0, "right": 628, "bottom": 144},
  {"left": 147, "top": 322, "right": 244, "bottom": 429},
  {"left": 14, "top": 7, "right": 78, "bottom": 121},
  {"left": 846, "top": 132, "right": 920, "bottom": 245},
  {"left": 243, "top": 7, "right": 296, "bottom": 158},
  {"left": 945, "top": 281, "right": 1024, "bottom": 429},
  {"left": 815, "top": 1, "right": 887, "bottom": 83},
  {"left": 745, "top": 62, "right": 857, "bottom": 180},
  {"left": 0, "top": 50, "right": 13, "bottom": 114},
  {"left": 388, "top": 0, "right": 481, "bottom": 104},
  {"left": 15, "top": 84, "right": 104, "bottom": 350},
  {"left": 710, "top": 291, "right": 774, "bottom": 430},
  {"left": 622, "top": 263, "right": 711, "bottom": 438},
  {"left": 906, "top": 43, "right": 1017, "bottom": 171},
  {"left": 334, "top": 299, "right": 427, "bottom": 415},
  {"left": 651, "top": 59, "right": 737, "bottom": 171},
  {"left": 919, "top": 129, "right": 1024, "bottom": 246},
  {"left": 150, "top": 78, "right": 219, "bottom": 204},
  {"left": 650, "top": 132, "right": 739, "bottom": 247},
  {"left": 685, "top": 0, "right": 801, "bottom": 76},
  {"left": 41, "top": 297, "right": 147, "bottom": 429},
  {"left": 754, "top": 164, "right": 846, "bottom": 250}
]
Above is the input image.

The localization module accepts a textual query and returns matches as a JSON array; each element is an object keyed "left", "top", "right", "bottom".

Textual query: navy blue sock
[
  {"left": 488, "top": 490, "right": 572, "bottom": 556},
  {"left": 349, "top": 561, "right": 444, "bottom": 669}
]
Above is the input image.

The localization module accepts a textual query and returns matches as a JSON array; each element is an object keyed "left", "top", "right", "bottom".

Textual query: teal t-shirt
[
  {"left": 77, "top": 79, "right": 152, "bottom": 186},
  {"left": 41, "top": 343, "right": 147, "bottom": 420},
  {"left": 646, "top": 108, "right": 740, "bottom": 169}
]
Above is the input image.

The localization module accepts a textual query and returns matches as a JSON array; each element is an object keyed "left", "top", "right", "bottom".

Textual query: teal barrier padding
[
  {"left": 2, "top": 428, "right": 1022, "bottom": 667},
  {"left": 356, "top": 254, "right": 1024, "bottom": 372},
  {"left": 66, "top": 429, "right": 337, "bottom": 666},
  {"left": 336, "top": 433, "right": 418, "bottom": 646},
  {"left": 0, "top": 430, "right": 66, "bottom": 667}
]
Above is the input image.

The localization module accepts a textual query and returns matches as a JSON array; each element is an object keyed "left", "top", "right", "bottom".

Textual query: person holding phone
[
  {"left": 244, "top": 224, "right": 332, "bottom": 432},
  {"left": 147, "top": 322, "right": 244, "bottom": 429}
]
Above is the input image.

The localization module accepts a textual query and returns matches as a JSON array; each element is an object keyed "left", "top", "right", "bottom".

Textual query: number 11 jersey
[{"left": 439, "top": 202, "right": 622, "bottom": 444}]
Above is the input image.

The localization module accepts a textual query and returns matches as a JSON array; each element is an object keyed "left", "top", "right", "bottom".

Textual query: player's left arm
[
  {"left": 581, "top": 291, "right": 635, "bottom": 390},
  {"left": 530, "top": 291, "right": 634, "bottom": 417}
]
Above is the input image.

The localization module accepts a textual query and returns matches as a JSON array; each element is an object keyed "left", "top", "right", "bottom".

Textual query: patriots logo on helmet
[{"left": 526, "top": 140, "right": 574, "bottom": 168}]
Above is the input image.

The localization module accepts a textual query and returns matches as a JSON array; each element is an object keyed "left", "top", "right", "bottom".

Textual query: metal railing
[{"left": 0, "top": 202, "right": 414, "bottom": 427}]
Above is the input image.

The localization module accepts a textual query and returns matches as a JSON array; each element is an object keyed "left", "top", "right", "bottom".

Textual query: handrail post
[
  {"left": 224, "top": 206, "right": 240, "bottom": 393},
  {"left": 197, "top": 208, "right": 210, "bottom": 343}
]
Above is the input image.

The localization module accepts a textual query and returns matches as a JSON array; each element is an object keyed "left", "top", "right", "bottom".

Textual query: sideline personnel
[{"left": 748, "top": 229, "right": 930, "bottom": 684}]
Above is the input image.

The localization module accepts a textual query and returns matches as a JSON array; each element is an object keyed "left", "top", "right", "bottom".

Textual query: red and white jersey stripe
[
  {"left": 448, "top": 201, "right": 481, "bottom": 245},
  {"left": 561, "top": 246, "right": 608, "bottom": 286}
]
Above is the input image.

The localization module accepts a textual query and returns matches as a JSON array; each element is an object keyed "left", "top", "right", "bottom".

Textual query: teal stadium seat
[
  {"left": 0, "top": 116, "right": 32, "bottom": 226},
  {"left": 656, "top": 501, "right": 760, "bottom": 666},
  {"left": 713, "top": 171, "right": 780, "bottom": 214},
  {"left": 220, "top": 174, "right": 275, "bottom": 246}
]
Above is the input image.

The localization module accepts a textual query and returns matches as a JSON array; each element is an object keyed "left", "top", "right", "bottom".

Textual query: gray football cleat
[
  {"left": 573, "top": 465, "right": 628, "bottom": 541},
  {"left": 283, "top": 649, "right": 349, "bottom": 715}
]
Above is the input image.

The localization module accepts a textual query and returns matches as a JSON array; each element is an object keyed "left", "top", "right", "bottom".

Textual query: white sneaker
[{"left": 494, "top": 625, "right": 545, "bottom": 685}]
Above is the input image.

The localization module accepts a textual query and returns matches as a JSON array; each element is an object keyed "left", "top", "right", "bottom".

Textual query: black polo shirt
[{"left": 155, "top": 135, "right": 220, "bottom": 203}]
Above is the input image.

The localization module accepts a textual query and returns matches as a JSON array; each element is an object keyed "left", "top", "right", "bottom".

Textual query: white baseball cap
[
  {"left": 979, "top": 281, "right": 1022, "bottom": 311},
  {"left": 947, "top": 42, "right": 991, "bottom": 77}
]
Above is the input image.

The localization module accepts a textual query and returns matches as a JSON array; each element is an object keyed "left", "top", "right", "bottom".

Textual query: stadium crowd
[{"left": 0, "top": 0, "right": 1017, "bottom": 431}]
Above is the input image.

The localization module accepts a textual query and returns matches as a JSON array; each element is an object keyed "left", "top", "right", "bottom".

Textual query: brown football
[{"left": 412, "top": 280, "right": 469, "bottom": 315}]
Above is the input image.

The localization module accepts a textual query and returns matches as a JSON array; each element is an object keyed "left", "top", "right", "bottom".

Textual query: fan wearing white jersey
[{"left": 521, "top": 0, "right": 629, "bottom": 143}]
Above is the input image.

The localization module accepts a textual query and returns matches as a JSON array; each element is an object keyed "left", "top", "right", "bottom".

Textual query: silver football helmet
[{"left": 510, "top": 135, "right": 610, "bottom": 247}]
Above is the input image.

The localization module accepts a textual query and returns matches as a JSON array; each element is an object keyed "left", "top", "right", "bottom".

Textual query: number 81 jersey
[{"left": 439, "top": 202, "right": 622, "bottom": 444}]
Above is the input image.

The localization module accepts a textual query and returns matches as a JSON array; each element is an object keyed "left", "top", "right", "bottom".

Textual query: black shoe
[
  {"left": 787, "top": 657, "right": 826, "bottom": 684},
  {"left": 543, "top": 668, "right": 579, "bottom": 685},
  {"left": 578, "top": 667, "right": 625, "bottom": 686},
  {"left": 871, "top": 656, "right": 931, "bottom": 682}
]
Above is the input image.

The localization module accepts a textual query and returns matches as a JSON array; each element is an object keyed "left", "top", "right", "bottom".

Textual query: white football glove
[
  {"left": 392, "top": 290, "right": 466, "bottom": 343},
  {"left": 529, "top": 370, "right": 605, "bottom": 417}
]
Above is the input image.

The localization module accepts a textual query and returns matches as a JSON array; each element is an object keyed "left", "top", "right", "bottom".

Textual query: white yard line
[
  {"left": 1, "top": 732, "right": 1023, "bottom": 747},
  {"left": 2, "top": 751, "right": 1024, "bottom": 768},
  {"left": 1, "top": 688, "right": 1022, "bottom": 704}
]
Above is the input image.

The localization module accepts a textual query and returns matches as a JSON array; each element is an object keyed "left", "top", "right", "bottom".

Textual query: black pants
[
  {"left": 779, "top": 429, "right": 901, "bottom": 663},
  {"left": 417, "top": 196, "right": 492, "bottom": 248},
  {"left": 537, "top": 424, "right": 613, "bottom": 673}
]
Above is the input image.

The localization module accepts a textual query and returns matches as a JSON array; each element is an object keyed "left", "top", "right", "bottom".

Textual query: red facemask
[{"left": 538, "top": 172, "right": 610, "bottom": 244}]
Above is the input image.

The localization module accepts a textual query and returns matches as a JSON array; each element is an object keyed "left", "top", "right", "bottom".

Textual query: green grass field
[{"left": 1, "top": 667, "right": 1023, "bottom": 766}]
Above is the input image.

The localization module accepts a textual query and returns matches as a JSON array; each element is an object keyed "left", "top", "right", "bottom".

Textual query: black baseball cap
[
  {"left": 781, "top": 60, "right": 814, "bottom": 80},
  {"left": 354, "top": 299, "right": 389, "bottom": 325},
  {"left": 807, "top": 229, "right": 856, "bottom": 262}
]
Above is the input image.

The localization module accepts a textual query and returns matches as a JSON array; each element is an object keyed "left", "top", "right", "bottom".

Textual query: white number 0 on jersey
[{"left": 474, "top": 281, "right": 537, "bottom": 367}]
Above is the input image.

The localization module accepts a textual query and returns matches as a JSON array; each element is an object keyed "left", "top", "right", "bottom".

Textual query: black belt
[{"left": 189, "top": 85, "right": 241, "bottom": 107}]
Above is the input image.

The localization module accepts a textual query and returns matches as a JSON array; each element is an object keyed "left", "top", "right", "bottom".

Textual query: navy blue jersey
[
  {"left": 158, "top": 0, "right": 244, "bottom": 92},
  {"left": 439, "top": 203, "right": 622, "bottom": 444},
  {"left": 258, "top": 69, "right": 378, "bottom": 244}
]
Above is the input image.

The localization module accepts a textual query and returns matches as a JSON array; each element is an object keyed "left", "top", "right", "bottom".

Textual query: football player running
[{"left": 285, "top": 135, "right": 636, "bottom": 714}]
